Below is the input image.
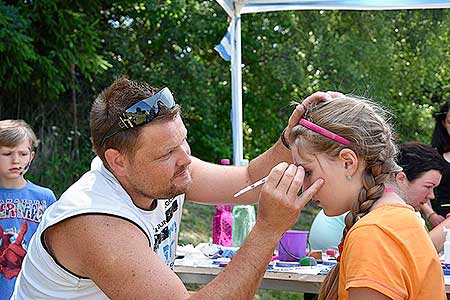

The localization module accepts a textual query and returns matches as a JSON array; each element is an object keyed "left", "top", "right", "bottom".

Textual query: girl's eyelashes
[{"left": 293, "top": 163, "right": 311, "bottom": 176}]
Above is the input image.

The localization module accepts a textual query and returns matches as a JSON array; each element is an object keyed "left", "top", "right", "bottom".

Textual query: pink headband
[{"left": 299, "top": 119, "right": 351, "bottom": 145}]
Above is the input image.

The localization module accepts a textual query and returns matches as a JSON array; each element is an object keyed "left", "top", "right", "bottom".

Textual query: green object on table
[
  {"left": 300, "top": 256, "right": 317, "bottom": 266},
  {"left": 232, "top": 160, "right": 257, "bottom": 247},
  {"left": 232, "top": 205, "right": 256, "bottom": 247}
]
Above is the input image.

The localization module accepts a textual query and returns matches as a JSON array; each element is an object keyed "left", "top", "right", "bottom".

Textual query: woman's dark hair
[
  {"left": 431, "top": 100, "right": 450, "bottom": 154},
  {"left": 398, "top": 141, "right": 445, "bottom": 182}
]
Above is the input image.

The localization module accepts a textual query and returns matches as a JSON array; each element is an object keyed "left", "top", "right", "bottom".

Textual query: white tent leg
[{"left": 231, "top": 13, "right": 243, "bottom": 166}]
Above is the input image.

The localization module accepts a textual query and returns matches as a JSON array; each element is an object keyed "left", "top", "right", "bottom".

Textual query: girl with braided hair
[{"left": 289, "top": 96, "right": 445, "bottom": 300}]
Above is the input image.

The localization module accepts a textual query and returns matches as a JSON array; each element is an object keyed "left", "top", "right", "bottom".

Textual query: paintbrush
[{"left": 233, "top": 177, "right": 267, "bottom": 198}]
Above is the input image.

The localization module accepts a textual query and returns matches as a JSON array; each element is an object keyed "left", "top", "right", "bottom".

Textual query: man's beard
[
  {"left": 166, "top": 166, "right": 192, "bottom": 198},
  {"left": 132, "top": 171, "right": 192, "bottom": 200}
]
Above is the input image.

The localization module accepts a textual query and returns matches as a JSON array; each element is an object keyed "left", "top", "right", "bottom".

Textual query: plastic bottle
[
  {"left": 444, "top": 226, "right": 450, "bottom": 264},
  {"left": 232, "top": 159, "right": 257, "bottom": 247},
  {"left": 212, "top": 159, "right": 233, "bottom": 246},
  {"left": 212, "top": 205, "right": 233, "bottom": 246}
]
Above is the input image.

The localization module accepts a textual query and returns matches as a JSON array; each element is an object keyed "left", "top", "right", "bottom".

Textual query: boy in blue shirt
[{"left": 0, "top": 120, "right": 56, "bottom": 300}]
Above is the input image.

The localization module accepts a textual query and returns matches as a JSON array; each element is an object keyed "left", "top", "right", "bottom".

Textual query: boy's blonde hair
[
  {"left": 290, "top": 95, "right": 401, "bottom": 300},
  {"left": 0, "top": 119, "right": 39, "bottom": 149}
]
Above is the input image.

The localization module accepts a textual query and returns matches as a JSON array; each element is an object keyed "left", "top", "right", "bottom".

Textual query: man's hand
[
  {"left": 256, "top": 162, "right": 324, "bottom": 236},
  {"left": 283, "top": 91, "right": 344, "bottom": 147},
  {"left": 193, "top": 163, "right": 324, "bottom": 300},
  {"left": 420, "top": 202, "right": 445, "bottom": 228}
]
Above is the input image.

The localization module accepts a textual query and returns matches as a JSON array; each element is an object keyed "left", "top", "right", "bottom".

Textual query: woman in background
[{"left": 431, "top": 100, "right": 450, "bottom": 224}]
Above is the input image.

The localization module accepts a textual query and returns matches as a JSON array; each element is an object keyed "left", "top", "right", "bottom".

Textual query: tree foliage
[{"left": 0, "top": 1, "right": 449, "bottom": 195}]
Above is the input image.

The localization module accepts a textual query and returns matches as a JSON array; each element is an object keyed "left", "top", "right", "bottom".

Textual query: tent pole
[{"left": 231, "top": 13, "right": 243, "bottom": 166}]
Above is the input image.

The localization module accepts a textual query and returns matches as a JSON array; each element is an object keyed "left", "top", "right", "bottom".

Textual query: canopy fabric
[
  {"left": 218, "top": 0, "right": 450, "bottom": 16},
  {"left": 215, "top": 0, "right": 450, "bottom": 165}
]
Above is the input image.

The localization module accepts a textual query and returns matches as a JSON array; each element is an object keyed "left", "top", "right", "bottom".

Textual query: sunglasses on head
[{"left": 101, "top": 87, "right": 176, "bottom": 144}]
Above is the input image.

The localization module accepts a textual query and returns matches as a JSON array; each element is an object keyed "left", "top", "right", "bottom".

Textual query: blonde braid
[{"left": 318, "top": 165, "right": 388, "bottom": 300}]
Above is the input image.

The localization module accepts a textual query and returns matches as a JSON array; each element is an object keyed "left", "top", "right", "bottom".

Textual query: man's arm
[
  {"left": 44, "top": 214, "right": 191, "bottom": 300},
  {"left": 420, "top": 201, "right": 445, "bottom": 228},
  {"left": 44, "top": 163, "right": 323, "bottom": 300},
  {"left": 194, "top": 163, "right": 323, "bottom": 299},
  {"left": 186, "top": 92, "right": 334, "bottom": 205}
]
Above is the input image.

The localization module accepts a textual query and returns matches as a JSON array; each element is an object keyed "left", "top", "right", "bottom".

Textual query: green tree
[{"left": 0, "top": 0, "right": 111, "bottom": 192}]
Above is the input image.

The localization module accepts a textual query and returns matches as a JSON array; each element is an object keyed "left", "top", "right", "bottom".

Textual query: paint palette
[{"left": 442, "top": 263, "right": 450, "bottom": 275}]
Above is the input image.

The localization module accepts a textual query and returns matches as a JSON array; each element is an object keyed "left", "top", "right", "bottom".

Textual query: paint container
[
  {"left": 300, "top": 256, "right": 317, "bottom": 266},
  {"left": 326, "top": 248, "right": 337, "bottom": 259},
  {"left": 444, "top": 226, "right": 450, "bottom": 264},
  {"left": 277, "top": 230, "right": 309, "bottom": 262},
  {"left": 309, "top": 250, "right": 323, "bottom": 260}
]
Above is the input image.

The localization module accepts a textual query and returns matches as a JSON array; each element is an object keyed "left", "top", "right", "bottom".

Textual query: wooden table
[
  {"left": 175, "top": 265, "right": 450, "bottom": 294},
  {"left": 174, "top": 265, "right": 324, "bottom": 293}
]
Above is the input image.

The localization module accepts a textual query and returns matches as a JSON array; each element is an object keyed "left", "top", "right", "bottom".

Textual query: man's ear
[
  {"left": 338, "top": 148, "right": 359, "bottom": 176},
  {"left": 104, "top": 148, "right": 127, "bottom": 177}
]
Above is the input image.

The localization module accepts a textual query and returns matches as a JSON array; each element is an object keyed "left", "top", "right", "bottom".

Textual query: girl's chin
[{"left": 323, "top": 209, "right": 345, "bottom": 217}]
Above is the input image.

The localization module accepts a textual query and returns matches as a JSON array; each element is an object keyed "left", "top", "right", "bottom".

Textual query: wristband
[
  {"left": 426, "top": 211, "right": 437, "bottom": 219},
  {"left": 280, "top": 128, "right": 290, "bottom": 150}
]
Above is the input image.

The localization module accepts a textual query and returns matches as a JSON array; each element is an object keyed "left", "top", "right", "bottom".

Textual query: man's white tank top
[{"left": 12, "top": 157, "right": 184, "bottom": 300}]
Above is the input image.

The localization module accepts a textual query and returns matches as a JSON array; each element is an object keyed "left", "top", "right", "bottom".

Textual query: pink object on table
[
  {"left": 212, "top": 158, "right": 233, "bottom": 246},
  {"left": 326, "top": 248, "right": 337, "bottom": 257},
  {"left": 213, "top": 205, "right": 233, "bottom": 246},
  {"left": 220, "top": 158, "right": 230, "bottom": 165}
]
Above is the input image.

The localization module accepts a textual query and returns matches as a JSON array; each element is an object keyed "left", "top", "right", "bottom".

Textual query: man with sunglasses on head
[{"left": 12, "top": 77, "right": 329, "bottom": 300}]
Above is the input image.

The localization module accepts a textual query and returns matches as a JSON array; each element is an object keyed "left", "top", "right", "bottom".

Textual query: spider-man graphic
[{"left": 0, "top": 221, "right": 28, "bottom": 279}]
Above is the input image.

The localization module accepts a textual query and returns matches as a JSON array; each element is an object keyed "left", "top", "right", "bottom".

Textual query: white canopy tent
[{"left": 215, "top": 0, "right": 450, "bottom": 165}]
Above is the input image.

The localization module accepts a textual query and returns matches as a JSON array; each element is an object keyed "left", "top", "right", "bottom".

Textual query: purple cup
[{"left": 277, "top": 230, "right": 309, "bottom": 262}]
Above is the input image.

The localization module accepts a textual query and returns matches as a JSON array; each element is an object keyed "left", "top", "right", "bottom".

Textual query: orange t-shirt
[{"left": 338, "top": 203, "right": 446, "bottom": 300}]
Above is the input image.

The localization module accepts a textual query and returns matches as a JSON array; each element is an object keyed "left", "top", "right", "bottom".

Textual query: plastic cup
[{"left": 277, "top": 230, "right": 309, "bottom": 262}]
